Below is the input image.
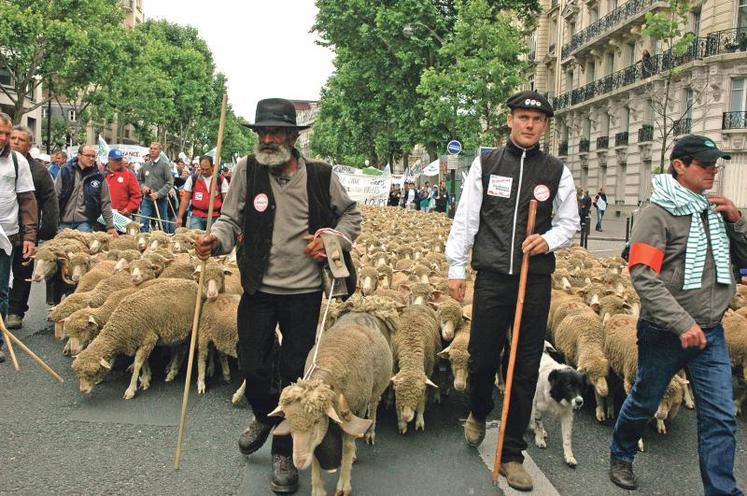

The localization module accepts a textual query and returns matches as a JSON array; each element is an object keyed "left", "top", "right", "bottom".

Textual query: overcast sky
[{"left": 146, "top": 1, "right": 335, "bottom": 122}]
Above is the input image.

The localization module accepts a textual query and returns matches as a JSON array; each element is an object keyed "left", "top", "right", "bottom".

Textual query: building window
[
  {"left": 645, "top": 99, "right": 654, "bottom": 125},
  {"left": 623, "top": 107, "right": 630, "bottom": 133},
  {"left": 566, "top": 70, "right": 574, "bottom": 92},
  {"left": 586, "top": 61, "right": 595, "bottom": 84},
  {"left": 0, "top": 67, "right": 11, "bottom": 86},
  {"left": 730, "top": 78, "right": 745, "bottom": 111},
  {"left": 739, "top": 0, "right": 747, "bottom": 30},
  {"left": 528, "top": 75, "right": 535, "bottom": 91},
  {"left": 549, "top": 16, "right": 557, "bottom": 42},
  {"left": 606, "top": 52, "right": 615, "bottom": 75},
  {"left": 683, "top": 88, "right": 693, "bottom": 119},
  {"left": 601, "top": 112, "right": 610, "bottom": 136},
  {"left": 68, "top": 109, "right": 77, "bottom": 122},
  {"left": 627, "top": 43, "right": 636, "bottom": 65},
  {"left": 26, "top": 117, "right": 36, "bottom": 138},
  {"left": 691, "top": 11, "right": 701, "bottom": 37}
]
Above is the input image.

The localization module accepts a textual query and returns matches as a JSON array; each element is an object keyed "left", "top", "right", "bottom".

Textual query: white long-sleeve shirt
[{"left": 445, "top": 154, "right": 579, "bottom": 279}]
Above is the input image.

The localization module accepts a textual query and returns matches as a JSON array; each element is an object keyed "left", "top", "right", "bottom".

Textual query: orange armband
[{"left": 628, "top": 242, "right": 664, "bottom": 273}]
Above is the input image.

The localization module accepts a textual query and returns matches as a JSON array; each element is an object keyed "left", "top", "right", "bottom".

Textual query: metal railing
[
  {"left": 673, "top": 117, "right": 692, "bottom": 135},
  {"left": 723, "top": 111, "right": 747, "bottom": 129},
  {"left": 615, "top": 131, "right": 629, "bottom": 146},
  {"left": 597, "top": 135, "right": 609, "bottom": 149},
  {"left": 561, "top": 0, "right": 662, "bottom": 59},
  {"left": 638, "top": 124, "right": 654, "bottom": 142},
  {"left": 559, "top": 141, "right": 569, "bottom": 156},
  {"left": 703, "top": 27, "right": 747, "bottom": 57},
  {"left": 579, "top": 138, "right": 590, "bottom": 152}
]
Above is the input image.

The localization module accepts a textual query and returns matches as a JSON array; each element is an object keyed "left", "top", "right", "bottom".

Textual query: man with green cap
[{"left": 610, "top": 135, "right": 747, "bottom": 495}]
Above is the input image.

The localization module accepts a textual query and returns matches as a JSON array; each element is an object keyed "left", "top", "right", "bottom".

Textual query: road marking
[{"left": 475, "top": 420, "right": 561, "bottom": 496}]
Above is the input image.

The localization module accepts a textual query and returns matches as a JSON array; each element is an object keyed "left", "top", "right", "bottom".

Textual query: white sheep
[{"left": 196, "top": 294, "right": 240, "bottom": 394}]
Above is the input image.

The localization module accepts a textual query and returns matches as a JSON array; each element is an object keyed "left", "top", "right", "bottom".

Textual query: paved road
[{"left": 2, "top": 276, "right": 746, "bottom": 495}]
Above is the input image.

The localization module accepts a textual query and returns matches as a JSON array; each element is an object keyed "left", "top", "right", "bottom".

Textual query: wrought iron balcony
[
  {"left": 638, "top": 124, "right": 654, "bottom": 142},
  {"left": 561, "top": 0, "right": 663, "bottom": 59},
  {"left": 723, "top": 111, "right": 747, "bottom": 129},
  {"left": 615, "top": 131, "right": 629, "bottom": 146},
  {"left": 559, "top": 141, "right": 569, "bottom": 156},
  {"left": 551, "top": 92, "right": 571, "bottom": 111},
  {"left": 597, "top": 136, "right": 609, "bottom": 149},
  {"left": 673, "top": 118, "right": 692, "bottom": 135},
  {"left": 703, "top": 27, "right": 747, "bottom": 57},
  {"left": 579, "top": 138, "right": 590, "bottom": 152}
]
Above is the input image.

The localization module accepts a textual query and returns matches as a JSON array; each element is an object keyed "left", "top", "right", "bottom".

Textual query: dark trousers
[
  {"left": 468, "top": 270, "right": 551, "bottom": 463},
  {"left": 611, "top": 321, "right": 742, "bottom": 496},
  {"left": 9, "top": 244, "right": 33, "bottom": 318},
  {"left": 237, "top": 290, "right": 323, "bottom": 455}
]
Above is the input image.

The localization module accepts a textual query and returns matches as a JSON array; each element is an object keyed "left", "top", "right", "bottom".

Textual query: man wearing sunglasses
[{"left": 610, "top": 134, "right": 747, "bottom": 495}]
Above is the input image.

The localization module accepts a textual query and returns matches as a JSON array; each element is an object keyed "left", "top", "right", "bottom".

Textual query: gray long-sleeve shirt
[
  {"left": 138, "top": 155, "right": 174, "bottom": 199},
  {"left": 211, "top": 155, "right": 361, "bottom": 294},
  {"left": 630, "top": 203, "right": 747, "bottom": 335},
  {"left": 54, "top": 165, "right": 114, "bottom": 230}
]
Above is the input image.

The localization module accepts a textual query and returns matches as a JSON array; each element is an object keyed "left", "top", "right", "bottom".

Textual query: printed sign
[
  {"left": 487, "top": 174, "right": 512, "bottom": 198},
  {"left": 334, "top": 169, "right": 392, "bottom": 206}
]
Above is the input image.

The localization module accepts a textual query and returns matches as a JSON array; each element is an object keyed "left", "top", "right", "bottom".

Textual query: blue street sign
[{"left": 447, "top": 140, "right": 462, "bottom": 155}]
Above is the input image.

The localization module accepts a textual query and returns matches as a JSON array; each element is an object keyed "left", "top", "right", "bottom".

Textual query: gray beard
[{"left": 255, "top": 143, "right": 292, "bottom": 169}]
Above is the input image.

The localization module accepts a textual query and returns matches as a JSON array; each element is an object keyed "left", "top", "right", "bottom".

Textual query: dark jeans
[
  {"left": 0, "top": 246, "right": 15, "bottom": 347},
  {"left": 611, "top": 320, "right": 743, "bottom": 496},
  {"left": 468, "top": 270, "right": 551, "bottom": 463},
  {"left": 8, "top": 244, "right": 33, "bottom": 318},
  {"left": 595, "top": 208, "right": 605, "bottom": 230},
  {"left": 139, "top": 197, "right": 173, "bottom": 233},
  {"left": 237, "top": 290, "right": 323, "bottom": 456},
  {"left": 59, "top": 221, "right": 98, "bottom": 232}
]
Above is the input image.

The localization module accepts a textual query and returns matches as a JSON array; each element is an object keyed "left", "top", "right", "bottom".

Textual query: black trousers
[
  {"left": 236, "top": 290, "right": 323, "bottom": 455},
  {"left": 8, "top": 245, "right": 33, "bottom": 318},
  {"left": 468, "top": 270, "right": 551, "bottom": 463}
]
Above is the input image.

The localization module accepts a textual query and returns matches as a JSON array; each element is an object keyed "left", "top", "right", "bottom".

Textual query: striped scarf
[{"left": 650, "top": 174, "right": 731, "bottom": 290}]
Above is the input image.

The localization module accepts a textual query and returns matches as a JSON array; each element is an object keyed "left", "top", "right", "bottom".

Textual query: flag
[{"left": 97, "top": 135, "right": 110, "bottom": 164}]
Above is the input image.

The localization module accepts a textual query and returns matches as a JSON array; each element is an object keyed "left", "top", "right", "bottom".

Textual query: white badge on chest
[
  {"left": 487, "top": 174, "right": 513, "bottom": 198},
  {"left": 194, "top": 192, "right": 203, "bottom": 201}
]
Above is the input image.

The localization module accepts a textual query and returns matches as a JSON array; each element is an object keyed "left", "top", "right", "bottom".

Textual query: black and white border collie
[{"left": 529, "top": 343, "right": 587, "bottom": 467}]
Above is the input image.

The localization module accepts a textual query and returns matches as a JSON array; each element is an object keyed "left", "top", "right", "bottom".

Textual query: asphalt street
[{"left": 1, "top": 239, "right": 746, "bottom": 496}]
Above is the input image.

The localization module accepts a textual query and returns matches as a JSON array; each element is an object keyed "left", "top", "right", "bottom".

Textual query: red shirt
[{"left": 105, "top": 168, "right": 142, "bottom": 213}]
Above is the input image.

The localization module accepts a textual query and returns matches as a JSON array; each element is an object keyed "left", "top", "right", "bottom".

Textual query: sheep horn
[
  {"left": 88, "top": 315, "right": 98, "bottom": 326},
  {"left": 59, "top": 258, "right": 76, "bottom": 286},
  {"left": 425, "top": 377, "right": 439, "bottom": 389},
  {"left": 99, "top": 358, "right": 112, "bottom": 370},
  {"left": 267, "top": 405, "right": 284, "bottom": 418}
]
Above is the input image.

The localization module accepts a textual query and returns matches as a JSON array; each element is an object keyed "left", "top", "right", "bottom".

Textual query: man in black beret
[
  {"left": 445, "top": 90, "right": 579, "bottom": 491},
  {"left": 195, "top": 98, "right": 361, "bottom": 494}
]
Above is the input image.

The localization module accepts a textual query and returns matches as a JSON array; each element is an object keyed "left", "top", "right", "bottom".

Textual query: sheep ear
[
  {"left": 268, "top": 405, "right": 285, "bottom": 418},
  {"left": 223, "top": 267, "right": 233, "bottom": 275},
  {"left": 327, "top": 402, "right": 372, "bottom": 439},
  {"left": 99, "top": 358, "right": 112, "bottom": 370},
  {"left": 325, "top": 403, "right": 344, "bottom": 424},
  {"left": 88, "top": 315, "right": 98, "bottom": 326},
  {"left": 272, "top": 420, "right": 291, "bottom": 436},
  {"left": 428, "top": 301, "right": 439, "bottom": 310},
  {"left": 602, "top": 312, "right": 611, "bottom": 326},
  {"left": 425, "top": 377, "right": 439, "bottom": 389},
  {"left": 437, "top": 346, "right": 451, "bottom": 359}
]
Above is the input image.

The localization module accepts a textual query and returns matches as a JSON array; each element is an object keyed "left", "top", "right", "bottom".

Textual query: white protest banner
[
  {"left": 67, "top": 143, "right": 150, "bottom": 164},
  {"left": 422, "top": 158, "right": 440, "bottom": 176},
  {"left": 334, "top": 168, "right": 392, "bottom": 206}
]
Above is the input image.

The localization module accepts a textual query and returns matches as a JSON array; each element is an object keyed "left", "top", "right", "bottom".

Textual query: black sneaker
[
  {"left": 609, "top": 454, "right": 637, "bottom": 490},
  {"left": 271, "top": 454, "right": 299, "bottom": 494},
  {"left": 238, "top": 417, "right": 272, "bottom": 455}
]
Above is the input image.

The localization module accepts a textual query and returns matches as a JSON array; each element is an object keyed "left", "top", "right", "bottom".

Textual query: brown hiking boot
[
  {"left": 500, "top": 461, "right": 533, "bottom": 491},
  {"left": 6, "top": 314, "right": 22, "bottom": 330},
  {"left": 609, "top": 454, "right": 638, "bottom": 490},
  {"left": 238, "top": 417, "right": 272, "bottom": 455},
  {"left": 464, "top": 413, "right": 486, "bottom": 447}
]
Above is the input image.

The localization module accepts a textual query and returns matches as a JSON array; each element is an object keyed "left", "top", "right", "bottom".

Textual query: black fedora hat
[{"left": 244, "top": 98, "right": 310, "bottom": 130}]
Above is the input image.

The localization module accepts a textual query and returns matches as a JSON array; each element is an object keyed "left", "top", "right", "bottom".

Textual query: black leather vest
[{"left": 472, "top": 142, "right": 563, "bottom": 276}]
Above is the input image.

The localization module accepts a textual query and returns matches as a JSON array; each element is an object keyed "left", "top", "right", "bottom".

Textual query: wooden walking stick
[
  {"left": 492, "top": 199, "right": 538, "bottom": 484},
  {"left": 2, "top": 324, "right": 20, "bottom": 371},
  {"left": 152, "top": 197, "right": 165, "bottom": 232},
  {"left": 0, "top": 316, "right": 64, "bottom": 383},
  {"left": 174, "top": 93, "right": 228, "bottom": 470}
]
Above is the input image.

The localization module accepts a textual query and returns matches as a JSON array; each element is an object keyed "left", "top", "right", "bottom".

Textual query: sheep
[
  {"left": 431, "top": 296, "right": 462, "bottom": 342},
  {"left": 327, "top": 294, "right": 401, "bottom": 346},
  {"left": 170, "top": 233, "right": 195, "bottom": 253},
  {"left": 87, "top": 232, "right": 110, "bottom": 254},
  {"left": 723, "top": 309, "right": 747, "bottom": 381},
  {"left": 108, "top": 235, "right": 139, "bottom": 252},
  {"left": 553, "top": 309, "right": 610, "bottom": 422},
  {"left": 68, "top": 253, "right": 93, "bottom": 284},
  {"left": 593, "top": 294, "right": 636, "bottom": 321},
  {"left": 74, "top": 259, "right": 118, "bottom": 292},
  {"left": 125, "top": 257, "right": 165, "bottom": 285},
  {"left": 136, "top": 232, "right": 150, "bottom": 251},
  {"left": 56, "top": 229, "right": 90, "bottom": 246},
  {"left": 437, "top": 318, "right": 471, "bottom": 392},
  {"left": 193, "top": 259, "right": 236, "bottom": 301},
  {"left": 359, "top": 265, "right": 379, "bottom": 296},
  {"left": 124, "top": 221, "right": 141, "bottom": 236},
  {"left": 403, "top": 282, "right": 435, "bottom": 306},
  {"left": 49, "top": 291, "right": 94, "bottom": 340},
  {"left": 372, "top": 287, "right": 409, "bottom": 307},
  {"left": 147, "top": 231, "right": 171, "bottom": 251},
  {"left": 30, "top": 246, "right": 74, "bottom": 284},
  {"left": 269, "top": 317, "right": 392, "bottom": 496},
  {"left": 112, "top": 249, "right": 142, "bottom": 271},
  {"left": 158, "top": 253, "right": 196, "bottom": 280},
  {"left": 71, "top": 279, "right": 199, "bottom": 399},
  {"left": 391, "top": 304, "right": 441, "bottom": 434},
  {"left": 196, "top": 294, "right": 240, "bottom": 394}
]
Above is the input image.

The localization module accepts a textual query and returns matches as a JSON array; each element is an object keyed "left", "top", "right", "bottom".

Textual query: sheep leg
[
  {"left": 560, "top": 412, "right": 577, "bottom": 467},
  {"left": 219, "top": 352, "right": 231, "bottom": 383},
  {"left": 683, "top": 382, "right": 696, "bottom": 410},
  {"left": 206, "top": 346, "right": 216, "bottom": 378},
  {"left": 197, "top": 345, "right": 209, "bottom": 395},
  {"left": 124, "top": 347, "right": 151, "bottom": 400},
  {"left": 606, "top": 389, "right": 615, "bottom": 420},
  {"left": 656, "top": 418, "right": 667, "bottom": 434},
  {"left": 365, "top": 399, "right": 380, "bottom": 446},
  {"left": 139, "top": 359, "right": 151, "bottom": 391},
  {"left": 165, "top": 346, "right": 186, "bottom": 382},
  {"left": 415, "top": 395, "right": 426, "bottom": 431},
  {"left": 231, "top": 380, "right": 247, "bottom": 406},
  {"left": 638, "top": 437, "right": 645, "bottom": 452},
  {"left": 594, "top": 390, "right": 606, "bottom": 422},
  {"left": 396, "top": 407, "right": 407, "bottom": 435},
  {"left": 334, "top": 434, "right": 355, "bottom": 496},
  {"left": 311, "top": 455, "right": 326, "bottom": 496}
]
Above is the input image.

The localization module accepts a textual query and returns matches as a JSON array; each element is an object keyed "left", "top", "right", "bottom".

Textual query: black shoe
[
  {"left": 238, "top": 417, "right": 272, "bottom": 455},
  {"left": 610, "top": 454, "right": 637, "bottom": 490},
  {"left": 271, "top": 454, "right": 299, "bottom": 494}
]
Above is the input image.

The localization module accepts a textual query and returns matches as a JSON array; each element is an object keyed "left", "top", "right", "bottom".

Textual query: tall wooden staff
[
  {"left": 0, "top": 315, "right": 64, "bottom": 382},
  {"left": 174, "top": 93, "right": 228, "bottom": 469},
  {"left": 492, "top": 199, "right": 538, "bottom": 483}
]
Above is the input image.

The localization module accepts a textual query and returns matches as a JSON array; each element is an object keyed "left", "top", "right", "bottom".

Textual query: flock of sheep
[{"left": 29, "top": 206, "right": 747, "bottom": 495}]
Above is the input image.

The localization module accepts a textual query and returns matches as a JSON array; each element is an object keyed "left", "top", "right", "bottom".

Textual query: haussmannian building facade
[{"left": 527, "top": 0, "right": 747, "bottom": 210}]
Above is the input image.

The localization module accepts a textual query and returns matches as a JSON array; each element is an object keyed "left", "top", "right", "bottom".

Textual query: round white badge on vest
[
  {"left": 253, "top": 193, "right": 269, "bottom": 212},
  {"left": 533, "top": 184, "right": 550, "bottom": 202},
  {"left": 117, "top": 176, "right": 124, "bottom": 183}
]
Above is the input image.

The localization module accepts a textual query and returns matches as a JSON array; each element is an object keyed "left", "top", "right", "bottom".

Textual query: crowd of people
[
  {"left": 576, "top": 186, "right": 608, "bottom": 232},
  {"left": 389, "top": 179, "right": 452, "bottom": 214}
]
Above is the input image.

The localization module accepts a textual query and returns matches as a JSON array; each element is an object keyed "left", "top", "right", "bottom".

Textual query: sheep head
[
  {"left": 136, "top": 233, "right": 150, "bottom": 251},
  {"left": 127, "top": 259, "right": 160, "bottom": 285},
  {"left": 31, "top": 247, "right": 58, "bottom": 282},
  {"left": 578, "top": 356, "right": 610, "bottom": 397},
  {"left": 72, "top": 353, "right": 113, "bottom": 395},
  {"left": 88, "top": 232, "right": 109, "bottom": 254},
  {"left": 125, "top": 221, "right": 141, "bottom": 236},
  {"left": 68, "top": 253, "right": 92, "bottom": 283},
  {"left": 391, "top": 370, "right": 438, "bottom": 424},
  {"left": 431, "top": 297, "right": 462, "bottom": 342},
  {"left": 195, "top": 260, "right": 229, "bottom": 301},
  {"left": 269, "top": 380, "right": 371, "bottom": 470},
  {"left": 358, "top": 266, "right": 379, "bottom": 296},
  {"left": 65, "top": 310, "right": 100, "bottom": 355},
  {"left": 438, "top": 344, "right": 470, "bottom": 392}
]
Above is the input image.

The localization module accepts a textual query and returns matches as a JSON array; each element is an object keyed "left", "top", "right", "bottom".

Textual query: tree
[
  {"left": 641, "top": 0, "right": 697, "bottom": 172},
  {"left": 0, "top": 0, "right": 123, "bottom": 123}
]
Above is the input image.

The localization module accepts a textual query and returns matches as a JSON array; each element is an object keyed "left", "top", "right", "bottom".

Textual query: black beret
[{"left": 506, "top": 91, "right": 554, "bottom": 117}]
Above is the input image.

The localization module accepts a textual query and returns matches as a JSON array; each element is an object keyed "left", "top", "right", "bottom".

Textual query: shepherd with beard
[{"left": 195, "top": 98, "right": 361, "bottom": 494}]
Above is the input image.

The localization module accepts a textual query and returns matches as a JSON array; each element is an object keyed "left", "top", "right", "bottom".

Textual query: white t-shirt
[
  {"left": 183, "top": 174, "right": 230, "bottom": 195},
  {"left": 406, "top": 189, "right": 415, "bottom": 204},
  {"left": 0, "top": 151, "right": 35, "bottom": 236}
]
